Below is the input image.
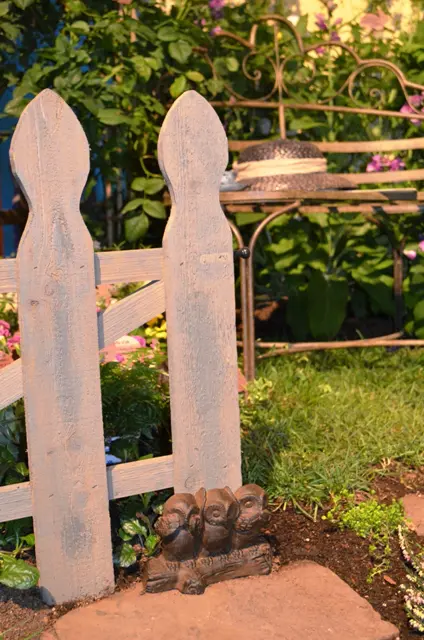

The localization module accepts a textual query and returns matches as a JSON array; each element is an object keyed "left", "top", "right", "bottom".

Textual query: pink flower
[
  {"left": 419, "top": 240, "right": 424, "bottom": 252},
  {"left": 390, "top": 157, "right": 405, "bottom": 171},
  {"left": 327, "top": 1, "right": 337, "bottom": 11},
  {"left": 400, "top": 102, "right": 422, "bottom": 126},
  {"left": 133, "top": 335, "right": 147, "bottom": 348},
  {"left": 210, "top": 26, "right": 222, "bottom": 36},
  {"left": 0, "top": 320, "right": 10, "bottom": 338},
  {"left": 404, "top": 249, "right": 417, "bottom": 260},
  {"left": 366, "top": 154, "right": 405, "bottom": 172},
  {"left": 316, "top": 46, "right": 326, "bottom": 55},
  {"left": 150, "top": 338, "right": 159, "bottom": 349},
  {"left": 360, "top": 9, "right": 390, "bottom": 32},
  {"left": 6, "top": 333, "right": 20, "bottom": 350},
  {"left": 315, "top": 13, "right": 328, "bottom": 30},
  {"left": 330, "top": 31, "right": 341, "bottom": 41},
  {"left": 334, "top": 17, "right": 342, "bottom": 26},
  {"left": 116, "top": 353, "right": 125, "bottom": 363}
]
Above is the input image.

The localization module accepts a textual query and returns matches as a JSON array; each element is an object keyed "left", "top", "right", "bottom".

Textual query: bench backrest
[{"left": 202, "top": 14, "right": 424, "bottom": 186}]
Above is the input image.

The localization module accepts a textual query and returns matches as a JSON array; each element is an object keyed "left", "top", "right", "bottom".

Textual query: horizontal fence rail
[
  {"left": 0, "top": 455, "right": 174, "bottom": 522},
  {"left": 0, "top": 247, "right": 164, "bottom": 293}
]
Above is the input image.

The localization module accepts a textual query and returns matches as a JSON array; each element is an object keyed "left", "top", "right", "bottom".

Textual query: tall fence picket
[
  {"left": 10, "top": 89, "right": 114, "bottom": 604},
  {"left": 159, "top": 91, "right": 242, "bottom": 493}
]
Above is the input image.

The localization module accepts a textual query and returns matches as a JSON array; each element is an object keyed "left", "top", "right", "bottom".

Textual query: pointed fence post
[
  {"left": 10, "top": 90, "right": 114, "bottom": 604},
  {"left": 159, "top": 91, "right": 242, "bottom": 493}
]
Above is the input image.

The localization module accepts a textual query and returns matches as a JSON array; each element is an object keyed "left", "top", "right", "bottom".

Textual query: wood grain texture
[
  {"left": 0, "top": 456, "right": 174, "bottom": 522},
  {"left": 93, "top": 248, "right": 163, "bottom": 284},
  {"left": 106, "top": 455, "right": 174, "bottom": 500},
  {"left": 0, "top": 481, "right": 32, "bottom": 521},
  {"left": 0, "top": 249, "right": 163, "bottom": 293},
  {"left": 0, "top": 259, "right": 16, "bottom": 293},
  {"left": 0, "top": 360, "right": 23, "bottom": 410},
  {"left": 0, "top": 282, "right": 165, "bottom": 411},
  {"left": 160, "top": 90, "right": 242, "bottom": 494},
  {"left": 10, "top": 89, "right": 114, "bottom": 605}
]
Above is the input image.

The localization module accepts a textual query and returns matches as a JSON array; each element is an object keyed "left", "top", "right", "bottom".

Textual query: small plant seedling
[{"left": 323, "top": 491, "right": 405, "bottom": 582}]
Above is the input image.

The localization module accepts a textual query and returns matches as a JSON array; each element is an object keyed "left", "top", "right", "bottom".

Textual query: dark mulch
[{"left": 2, "top": 469, "right": 424, "bottom": 639}]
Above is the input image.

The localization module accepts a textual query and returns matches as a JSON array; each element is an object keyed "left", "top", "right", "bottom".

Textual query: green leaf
[
  {"left": 113, "top": 543, "right": 137, "bottom": 568},
  {"left": 206, "top": 77, "right": 224, "bottom": 96},
  {"left": 157, "top": 25, "right": 179, "bottom": 41},
  {"left": 144, "top": 534, "right": 160, "bottom": 556},
  {"left": 186, "top": 70, "right": 204, "bottom": 83},
  {"left": 143, "top": 200, "right": 166, "bottom": 219},
  {"left": 121, "top": 198, "right": 144, "bottom": 214},
  {"left": 12, "top": 0, "right": 35, "bottom": 8},
  {"left": 21, "top": 533, "right": 35, "bottom": 547},
  {"left": 0, "top": 2, "right": 9, "bottom": 17},
  {"left": 97, "top": 109, "right": 132, "bottom": 126},
  {"left": 121, "top": 518, "right": 148, "bottom": 538},
  {"left": 145, "top": 57, "right": 161, "bottom": 71},
  {"left": 131, "top": 178, "right": 164, "bottom": 194},
  {"left": 307, "top": 271, "right": 349, "bottom": 340},
  {"left": 132, "top": 56, "right": 152, "bottom": 81},
  {"left": 356, "top": 275, "right": 394, "bottom": 316},
  {"left": 226, "top": 56, "right": 239, "bottom": 72},
  {"left": 125, "top": 213, "right": 149, "bottom": 243},
  {"left": 0, "top": 555, "right": 39, "bottom": 589},
  {"left": 287, "top": 290, "right": 309, "bottom": 341},
  {"left": 414, "top": 299, "right": 424, "bottom": 338},
  {"left": 15, "top": 462, "right": 29, "bottom": 477},
  {"left": 169, "top": 41, "right": 192, "bottom": 64},
  {"left": 170, "top": 75, "right": 188, "bottom": 98},
  {"left": 70, "top": 20, "right": 89, "bottom": 34}
]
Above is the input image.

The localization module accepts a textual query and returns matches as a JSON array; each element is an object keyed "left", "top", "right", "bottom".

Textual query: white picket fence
[{"left": 0, "top": 89, "right": 241, "bottom": 605}]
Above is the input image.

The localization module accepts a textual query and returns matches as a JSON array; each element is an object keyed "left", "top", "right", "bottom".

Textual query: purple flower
[
  {"left": 134, "top": 335, "right": 147, "bottom": 348},
  {"left": 330, "top": 31, "right": 341, "bottom": 41},
  {"left": 400, "top": 103, "right": 422, "bottom": 126},
  {"left": 209, "top": 0, "right": 223, "bottom": 19},
  {"left": 315, "top": 13, "right": 328, "bottom": 30},
  {"left": 390, "top": 157, "right": 405, "bottom": 171},
  {"left": 334, "top": 17, "right": 342, "bottom": 26},
  {"left": 0, "top": 320, "right": 10, "bottom": 338},
  {"left": 404, "top": 249, "right": 417, "bottom": 260},
  {"left": 316, "top": 46, "right": 326, "bottom": 55}
]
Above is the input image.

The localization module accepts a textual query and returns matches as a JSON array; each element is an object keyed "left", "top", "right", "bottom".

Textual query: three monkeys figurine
[{"left": 144, "top": 484, "right": 272, "bottom": 594}]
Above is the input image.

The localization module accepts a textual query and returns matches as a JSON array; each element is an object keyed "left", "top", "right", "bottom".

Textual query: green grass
[{"left": 241, "top": 348, "right": 424, "bottom": 507}]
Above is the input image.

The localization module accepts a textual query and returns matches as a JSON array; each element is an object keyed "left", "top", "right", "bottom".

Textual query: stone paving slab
[
  {"left": 402, "top": 493, "right": 424, "bottom": 536},
  {"left": 42, "top": 561, "right": 398, "bottom": 640}
]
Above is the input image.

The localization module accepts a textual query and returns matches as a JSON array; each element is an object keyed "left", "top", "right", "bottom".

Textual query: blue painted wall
[{"left": 0, "top": 88, "right": 18, "bottom": 256}]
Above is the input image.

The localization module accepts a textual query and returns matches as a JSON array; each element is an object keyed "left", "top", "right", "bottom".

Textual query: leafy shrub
[{"left": 324, "top": 490, "right": 405, "bottom": 581}]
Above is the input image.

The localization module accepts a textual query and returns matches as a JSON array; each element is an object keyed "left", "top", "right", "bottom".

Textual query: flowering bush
[{"left": 399, "top": 526, "right": 424, "bottom": 633}]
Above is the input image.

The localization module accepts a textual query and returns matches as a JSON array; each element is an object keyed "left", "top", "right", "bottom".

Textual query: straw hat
[{"left": 233, "top": 139, "right": 355, "bottom": 191}]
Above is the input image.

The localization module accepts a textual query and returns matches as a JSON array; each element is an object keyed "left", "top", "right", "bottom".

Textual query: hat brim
[{"left": 238, "top": 172, "right": 355, "bottom": 192}]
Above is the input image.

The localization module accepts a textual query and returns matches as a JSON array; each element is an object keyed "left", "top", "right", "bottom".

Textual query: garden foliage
[{"left": 2, "top": 0, "right": 424, "bottom": 337}]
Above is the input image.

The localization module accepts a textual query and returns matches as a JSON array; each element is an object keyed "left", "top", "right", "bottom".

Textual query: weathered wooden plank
[
  {"left": 0, "top": 282, "right": 166, "bottom": 411},
  {"left": 0, "top": 456, "right": 174, "bottom": 522},
  {"left": 0, "top": 482, "right": 32, "bottom": 521},
  {"left": 219, "top": 188, "right": 417, "bottom": 205},
  {"left": 98, "top": 280, "right": 165, "bottom": 348},
  {"left": 10, "top": 89, "right": 114, "bottom": 605},
  {"left": 0, "top": 259, "right": 16, "bottom": 293},
  {"left": 106, "top": 455, "right": 174, "bottom": 500},
  {"left": 160, "top": 90, "right": 242, "bottom": 493},
  {"left": 0, "top": 249, "right": 164, "bottom": 293},
  {"left": 0, "top": 360, "right": 23, "bottom": 410},
  {"left": 94, "top": 248, "right": 163, "bottom": 284}
]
